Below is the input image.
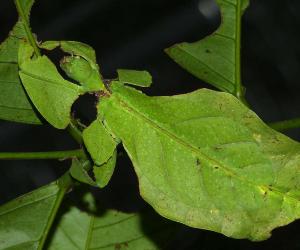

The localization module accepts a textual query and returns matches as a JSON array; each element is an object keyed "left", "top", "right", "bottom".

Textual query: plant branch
[
  {"left": 67, "top": 120, "right": 84, "bottom": 144},
  {"left": 234, "top": 0, "right": 246, "bottom": 104},
  {"left": 14, "top": 1, "right": 85, "bottom": 147},
  {"left": 38, "top": 172, "right": 73, "bottom": 250},
  {"left": 0, "top": 149, "right": 85, "bottom": 160},
  {"left": 269, "top": 118, "right": 300, "bottom": 132},
  {"left": 14, "top": 0, "right": 41, "bottom": 57}
]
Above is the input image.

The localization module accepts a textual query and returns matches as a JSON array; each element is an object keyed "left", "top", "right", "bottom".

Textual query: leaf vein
[
  {"left": 117, "top": 96, "right": 300, "bottom": 203},
  {"left": 175, "top": 46, "right": 235, "bottom": 87}
]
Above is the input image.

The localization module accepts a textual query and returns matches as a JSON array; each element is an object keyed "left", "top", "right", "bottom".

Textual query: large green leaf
[
  {"left": 46, "top": 195, "right": 176, "bottom": 250},
  {"left": 19, "top": 55, "right": 82, "bottom": 129},
  {"left": 166, "top": 0, "right": 249, "bottom": 94},
  {"left": 0, "top": 177, "right": 69, "bottom": 250},
  {"left": 0, "top": 0, "right": 41, "bottom": 124},
  {"left": 97, "top": 83, "right": 300, "bottom": 241}
]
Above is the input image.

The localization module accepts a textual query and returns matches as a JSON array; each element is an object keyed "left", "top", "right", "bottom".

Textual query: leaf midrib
[{"left": 115, "top": 93, "right": 300, "bottom": 204}]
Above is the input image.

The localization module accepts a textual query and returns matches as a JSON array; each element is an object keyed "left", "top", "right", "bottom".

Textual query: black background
[{"left": 1, "top": 0, "right": 300, "bottom": 249}]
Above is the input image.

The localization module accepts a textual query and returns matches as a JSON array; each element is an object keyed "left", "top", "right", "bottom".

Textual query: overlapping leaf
[
  {"left": 70, "top": 158, "right": 97, "bottom": 187},
  {"left": 83, "top": 119, "right": 118, "bottom": 166},
  {"left": 117, "top": 69, "right": 152, "bottom": 87},
  {"left": 19, "top": 55, "right": 81, "bottom": 129},
  {"left": 166, "top": 0, "right": 249, "bottom": 94},
  {"left": 82, "top": 117, "right": 118, "bottom": 188},
  {"left": 46, "top": 197, "right": 176, "bottom": 250},
  {"left": 0, "top": 0, "right": 41, "bottom": 124},
  {"left": 40, "top": 40, "right": 105, "bottom": 91},
  {"left": 93, "top": 150, "right": 117, "bottom": 188},
  {"left": 0, "top": 179, "right": 67, "bottom": 250},
  {"left": 97, "top": 83, "right": 300, "bottom": 241}
]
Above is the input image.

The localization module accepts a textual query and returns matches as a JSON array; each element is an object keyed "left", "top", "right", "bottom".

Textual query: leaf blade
[
  {"left": 83, "top": 119, "right": 118, "bottom": 166},
  {"left": 0, "top": 0, "right": 41, "bottom": 124},
  {"left": 117, "top": 69, "right": 152, "bottom": 87},
  {"left": 166, "top": 0, "right": 249, "bottom": 94},
  {"left": 46, "top": 195, "right": 177, "bottom": 250},
  {"left": 19, "top": 56, "right": 81, "bottom": 129},
  {"left": 94, "top": 150, "right": 117, "bottom": 188},
  {"left": 0, "top": 180, "right": 67, "bottom": 250},
  {"left": 98, "top": 83, "right": 300, "bottom": 240}
]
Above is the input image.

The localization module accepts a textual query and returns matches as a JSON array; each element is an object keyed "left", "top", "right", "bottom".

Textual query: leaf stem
[
  {"left": 0, "top": 149, "right": 85, "bottom": 160},
  {"left": 235, "top": 0, "right": 244, "bottom": 102},
  {"left": 67, "top": 121, "right": 84, "bottom": 144},
  {"left": 14, "top": 0, "right": 41, "bottom": 57},
  {"left": 38, "top": 172, "right": 73, "bottom": 250},
  {"left": 268, "top": 118, "right": 300, "bottom": 132}
]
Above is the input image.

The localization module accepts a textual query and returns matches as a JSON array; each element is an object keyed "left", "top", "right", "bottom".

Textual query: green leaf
[
  {"left": 83, "top": 119, "right": 118, "bottom": 166},
  {"left": 46, "top": 194, "right": 176, "bottom": 250},
  {"left": 94, "top": 150, "right": 117, "bottom": 188},
  {"left": 70, "top": 158, "right": 97, "bottom": 187},
  {"left": 19, "top": 55, "right": 81, "bottom": 129},
  {"left": 0, "top": 0, "right": 41, "bottom": 124},
  {"left": 40, "top": 41, "right": 97, "bottom": 66},
  {"left": 60, "top": 56, "right": 103, "bottom": 92},
  {"left": 0, "top": 177, "right": 69, "bottom": 250},
  {"left": 40, "top": 40, "right": 105, "bottom": 91},
  {"left": 18, "top": 40, "right": 34, "bottom": 67},
  {"left": 166, "top": 0, "right": 249, "bottom": 94},
  {"left": 117, "top": 69, "right": 152, "bottom": 87},
  {"left": 98, "top": 83, "right": 300, "bottom": 241}
]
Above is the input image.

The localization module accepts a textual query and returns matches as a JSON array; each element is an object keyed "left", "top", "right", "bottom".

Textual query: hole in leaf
[{"left": 71, "top": 93, "right": 98, "bottom": 126}]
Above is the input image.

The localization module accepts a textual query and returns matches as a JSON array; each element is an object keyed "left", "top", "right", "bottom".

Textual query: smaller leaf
[
  {"left": 40, "top": 40, "right": 105, "bottom": 91},
  {"left": 60, "top": 56, "right": 103, "bottom": 91},
  {"left": 19, "top": 55, "right": 81, "bottom": 129},
  {"left": 40, "top": 41, "right": 97, "bottom": 68},
  {"left": 83, "top": 119, "right": 118, "bottom": 166},
  {"left": 94, "top": 150, "right": 117, "bottom": 188},
  {"left": 46, "top": 193, "right": 177, "bottom": 250},
  {"left": 70, "top": 158, "right": 97, "bottom": 186},
  {"left": 117, "top": 69, "right": 152, "bottom": 87}
]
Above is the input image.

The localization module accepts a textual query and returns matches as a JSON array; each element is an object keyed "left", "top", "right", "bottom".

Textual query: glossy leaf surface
[
  {"left": 19, "top": 55, "right": 81, "bottom": 129},
  {"left": 0, "top": 0, "right": 41, "bottom": 124},
  {"left": 98, "top": 83, "right": 300, "bottom": 240},
  {"left": 0, "top": 181, "right": 65, "bottom": 250},
  {"left": 166, "top": 0, "right": 249, "bottom": 94}
]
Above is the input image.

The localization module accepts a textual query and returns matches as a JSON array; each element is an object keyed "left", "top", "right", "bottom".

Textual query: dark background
[{"left": 1, "top": 0, "right": 300, "bottom": 249}]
